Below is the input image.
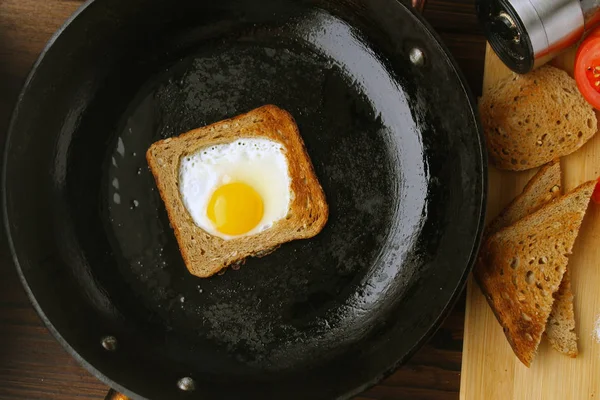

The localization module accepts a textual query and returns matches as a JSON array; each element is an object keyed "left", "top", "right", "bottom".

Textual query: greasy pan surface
[{"left": 3, "top": 0, "right": 485, "bottom": 398}]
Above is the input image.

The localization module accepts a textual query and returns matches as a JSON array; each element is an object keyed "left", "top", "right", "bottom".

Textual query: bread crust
[{"left": 146, "top": 105, "right": 329, "bottom": 278}]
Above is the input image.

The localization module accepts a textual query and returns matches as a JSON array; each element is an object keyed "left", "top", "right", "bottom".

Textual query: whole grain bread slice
[
  {"left": 146, "top": 105, "right": 329, "bottom": 278},
  {"left": 475, "top": 180, "right": 595, "bottom": 366},
  {"left": 485, "top": 159, "right": 562, "bottom": 236},
  {"left": 545, "top": 269, "right": 577, "bottom": 357},
  {"left": 483, "top": 159, "right": 578, "bottom": 357},
  {"left": 479, "top": 65, "right": 597, "bottom": 171}
]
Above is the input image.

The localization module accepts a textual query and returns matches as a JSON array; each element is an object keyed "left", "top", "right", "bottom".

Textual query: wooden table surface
[{"left": 0, "top": 0, "right": 486, "bottom": 399}]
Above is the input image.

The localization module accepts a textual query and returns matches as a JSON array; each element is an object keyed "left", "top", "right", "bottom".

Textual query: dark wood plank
[
  {"left": 0, "top": 0, "right": 485, "bottom": 398},
  {"left": 423, "top": 0, "right": 483, "bottom": 35}
]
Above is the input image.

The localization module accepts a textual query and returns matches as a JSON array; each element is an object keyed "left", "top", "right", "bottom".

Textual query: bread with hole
[
  {"left": 479, "top": 65, "right": 597, "bottom": 171},
  {"left": 475, "top": 180, "right": 595, "bottom": 366},
  {"left": 482, "top": 159, "right": 578, "bottom": 357},
  {"left": 146, "top": 105, "right": 329, "bottom": 278}
]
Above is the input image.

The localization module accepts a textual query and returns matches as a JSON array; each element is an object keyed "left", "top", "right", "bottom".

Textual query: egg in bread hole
[
  {"left": 179, "top": 138, "right": 293, "bottom": 239},
  {"left": 146, "top": 105, "right": 328, "bottom": 278}
]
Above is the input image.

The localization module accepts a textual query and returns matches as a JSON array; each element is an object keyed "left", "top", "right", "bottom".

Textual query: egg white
[{"left": 178, "top": 138, "right": 292, "bottom": 240}]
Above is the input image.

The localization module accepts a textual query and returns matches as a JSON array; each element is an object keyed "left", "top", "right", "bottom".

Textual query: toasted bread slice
[
  {"left": 475, "top": 180, "right": 595, "bottom": 366},
  {"left": 483, "top": 159, "right": 578, "bottom": 357},
  {"left": 146, "top": 105, "right": 328, "bottom": 278},
  {"left": 545, "top": 269, "right": 577, "bottom": 357},
  {"left": 479, "top": 65, "right": 597, "bottom": 171},
  {"left": 485, "top": 160, "right": 562, "bottom": 236}
]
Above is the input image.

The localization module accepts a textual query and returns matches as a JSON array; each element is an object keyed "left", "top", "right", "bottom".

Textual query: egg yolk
[{"left": 207, "top": 182, "right": 264, "bottom": 235}]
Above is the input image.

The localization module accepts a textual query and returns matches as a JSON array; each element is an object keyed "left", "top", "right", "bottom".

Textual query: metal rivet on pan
[
  {"left": 101, "top": 336, "right": 118, "bottom": 351},
  {"left": 177, "top": 377, "right": 196, "bottom": 392},
  {"left": 409, "top": 47, "right": 425, "bottom": 66}
]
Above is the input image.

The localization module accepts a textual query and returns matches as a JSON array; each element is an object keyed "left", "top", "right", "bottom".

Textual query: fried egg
[{"left": 179, "top": 138, "right": 292, "bottom": 239}]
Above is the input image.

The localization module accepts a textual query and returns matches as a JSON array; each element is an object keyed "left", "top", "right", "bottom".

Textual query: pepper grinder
[{"left": 478, "top": 0, "right": 600, "bottom": 73}]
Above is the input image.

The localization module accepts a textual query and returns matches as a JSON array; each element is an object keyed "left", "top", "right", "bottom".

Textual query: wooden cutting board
[{"left": 460, "top": 45, "right": 600, "bottom": 400}]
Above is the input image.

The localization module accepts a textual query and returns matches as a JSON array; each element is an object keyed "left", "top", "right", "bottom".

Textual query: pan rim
[
  {"left": 336, "top": 1, "right": 488, "bottom": 398},
  {"left": 2, "top": 0, "right": 488, "bottom": 399}
]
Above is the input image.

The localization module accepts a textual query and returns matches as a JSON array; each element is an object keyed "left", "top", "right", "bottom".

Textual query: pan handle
[{"left": 104, "top": 389, "right": 130, "bottom": 400}]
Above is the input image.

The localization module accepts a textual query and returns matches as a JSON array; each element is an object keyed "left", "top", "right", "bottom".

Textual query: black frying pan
[{"left": 2, "top": 0, "right": 486, "bottom": 399}]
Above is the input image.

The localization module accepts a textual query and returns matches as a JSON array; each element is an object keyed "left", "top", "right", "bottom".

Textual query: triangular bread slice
[
  {"left": 147, "top": 105, "right": 328, "bottom": 278},
  {"left": 475, "top": 180, "right": 595, "bottom": 366},
  {"left": 545, "top": 270, "right": 577, "bottom": 356},
  {"left": 483, "top": 159, "right": 578, "bottom": 357},
  {"left": 485, "top": 160, "right": 562, "bottom": 236}
]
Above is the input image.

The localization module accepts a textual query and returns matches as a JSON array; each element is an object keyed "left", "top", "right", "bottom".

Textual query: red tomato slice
[
  {"left": 593, "top": 177, "right": 600, "bottom": 204},
  {"left": 575, "top": 30, "right": 600, "bottom": 109}
]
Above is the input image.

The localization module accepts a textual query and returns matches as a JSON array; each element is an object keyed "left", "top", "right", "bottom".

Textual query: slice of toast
[
  {"left": 545, "top": 269, "right": 577, "bottom": 357},
  {"left": 475, "top": 180, "right": 595, "bottom": 366},
  {"left": 483, "top": 159, "right": 578, "bottom": 357},
  {"left": 485, "top": 160, "right": 562, "bottom": 236},
  {"left": 146, "top": 105, "right": 328, "bottom": 278},
  {"left": 479, "top": 65, "right": 597, "bottom": 171}
]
